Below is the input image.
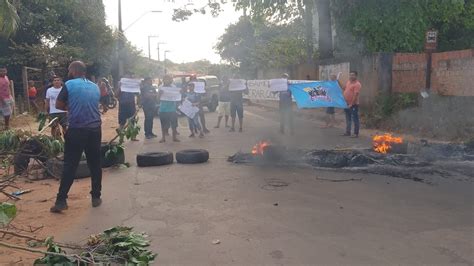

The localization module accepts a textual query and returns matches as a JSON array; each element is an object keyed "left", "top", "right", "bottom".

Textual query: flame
[
  {"left": 252, "top": 140, "right": 271, "bottom": 155},
  {"left": 373, "top": 134, "right": 403, "bottom": 154}
]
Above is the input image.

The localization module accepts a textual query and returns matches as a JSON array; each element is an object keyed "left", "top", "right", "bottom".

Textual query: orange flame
[
  {"left": 252, "top": 141, "right": 271, "bottom": 155},
  {"left": 373, "top": 134, "right": 403, "bottom": 154}
]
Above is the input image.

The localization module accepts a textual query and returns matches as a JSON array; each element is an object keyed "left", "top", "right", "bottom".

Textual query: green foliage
[
  {"left": 88, "top": 226, "right": 156, "bottom": 264},
  {"left": 36, "top": 112, "right": 48, "bottom": 131},
  {"left": 332, "top": 0, "right": 474, "bottom": 52},
  {"left": 0, "top": 0, "right": 115, "bottom": 76},
  {"left": 104, "top": 143, "right": 124, "bottom": 161},
  {"left": 216, "top": 16, "right": 307, "bottom": 77},
  {"left": 124, "top": 116, "right": 141, "bottom": 141},
  {"left": 365, "top": 93, "right": 418, "bottom": 127},
  {"left": 34, "top": 237, "right": 75, "bottom": 265},
  {"left": 0, "top": 130, "right": 64, "bottom": 157},
  {"left": 0, "top": 202, "right": 17, "bottom": 227},
  {"left": 34, "top": 226, "right": 156, "bottom": 265},
  {"left": 0, "top": 130, "right": 23, "bottom": 153},
  {"left": 0, "top": 0, "right": 20, "bottom": 38}
]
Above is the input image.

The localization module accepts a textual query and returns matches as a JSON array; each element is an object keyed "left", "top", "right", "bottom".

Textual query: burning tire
[
  {"left": 136, "top": 152, "right": 174, "bottom": 167},
  {"left": 176, "top": 149, "right": 209, "bottom": 164}
]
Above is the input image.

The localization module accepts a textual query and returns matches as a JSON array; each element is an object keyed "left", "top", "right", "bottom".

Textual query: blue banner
[{"left": 289, "top": 81, "right": 348, "bottom": 109}]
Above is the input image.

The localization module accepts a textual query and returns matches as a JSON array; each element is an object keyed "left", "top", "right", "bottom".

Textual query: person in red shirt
[
  {"left": 98, "top": 78, "right": 109, "bottom": 113},
  {"left": 0, "top": 66, "right": 13, "bottom": 129},
  {"left": 342, "top": 71, "right": 361, "bottom": 137},
  {"left": 28, "top": 80, "right": 39, "bottom": 113}
]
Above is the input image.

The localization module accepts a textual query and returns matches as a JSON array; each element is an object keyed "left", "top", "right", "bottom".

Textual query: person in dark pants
[
  {"left": 118, "top": 73, "right": 138, "bottom": 130},
  {"left": 229, "top": 85, "right": 249, "bottom": 133},
  {"left": 159, "top": 75, "right": 180, "bottom": 143},
  {"left": 278, "top": 73, "right": 294, "bottom": 135},
  {"left": 342, "top": 71, "right": 362, "bottom": 138},
  {"left": 189, "top": 76, "right": 210, "bottom": 134},
  {"left": 140, "top": 77, "right": 158, "bottom": 139},
  {"left": 50, "top": 61, "right": 102, "bottom": 213},
  {"left": 321, "top": 74, "right": 340, "bottom": 128}
]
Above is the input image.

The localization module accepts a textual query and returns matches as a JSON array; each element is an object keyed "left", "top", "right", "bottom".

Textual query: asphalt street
[{"left": 62, "top": 105, "right": 473, "bottom": 265}]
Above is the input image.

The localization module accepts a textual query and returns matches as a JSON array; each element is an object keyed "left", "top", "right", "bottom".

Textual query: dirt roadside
[{"left": 0, "top": 109, "right": 120, "bottom": 264}]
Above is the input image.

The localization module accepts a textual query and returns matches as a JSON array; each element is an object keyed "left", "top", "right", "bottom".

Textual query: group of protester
[
  {"left": 2, "top": 61, "right": 362, "bottom": 213},
  {"left": 116, "top": 74, "right": 250, "bottom": 143}
]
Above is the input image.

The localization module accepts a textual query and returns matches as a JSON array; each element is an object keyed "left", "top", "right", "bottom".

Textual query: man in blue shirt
[{"left": 50, "top": 61, "right": 102, "bottom": 213}]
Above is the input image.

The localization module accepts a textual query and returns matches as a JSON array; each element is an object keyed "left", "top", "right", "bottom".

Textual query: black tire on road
[
  {"left": 176, "top": 149, "right": 209, "bottom": 164},
  {"left": 101, "top": 142, "right": 125, "bottom": 168},
  {"left": 136, "top": 152, "right": 174, "bottom": 167},
  {"left": 46, "top": 158, "right": 91, "bottom": 179}
]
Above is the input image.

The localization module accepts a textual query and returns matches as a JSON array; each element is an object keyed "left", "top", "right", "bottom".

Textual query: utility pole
[
  {"left": 118, "top": 0, "right": 124, "bottom": 78},
  {"left": 156, "top": 42, "right": 166, "bottom": 61},
  {"left": 147, "top": 35, "right": 159, "bottom": 59},
  {"left": 164, "top": 50, "right": 171, "bottom": 75}
]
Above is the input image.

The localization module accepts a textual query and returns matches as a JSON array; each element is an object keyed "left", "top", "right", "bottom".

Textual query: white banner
[
  {"left": 246, "top": 80, "right": 279, "bottom": 101},
  {"left": 160, "top": 86, "right": 182, "bottom": 101},
  {"left": 229, "top": 79, "right": 247, "bottom": 91},
  {"left": 269, "top": 78, "right": 288, "bottom": 92},
  {"left": 120, "top": 78, "right": 141, "bottom": 93}
]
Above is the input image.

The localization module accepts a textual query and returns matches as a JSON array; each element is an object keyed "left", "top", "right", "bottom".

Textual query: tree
[
  {"left": 215, "top": 16, "right": 306, "bottom": 78},
  {"left": 315, "top": 0, "right": 333, "bottom": 59},
  {"left": 0, "top": 0, "right": 117, "bottom": 80},
  {"left": 0, "top": 0, "right": 19, "bottom": 38},
  {"left": 173, "top": 0, "right": 320, "bottom": 63},
  {"left": 332, "top": 0, "right": 474, "bottom": 52}
]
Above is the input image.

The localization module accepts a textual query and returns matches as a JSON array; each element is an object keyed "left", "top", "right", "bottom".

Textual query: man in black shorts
[
  {"left": 158, "top": 75, "right": 180, "bottom": 143},
  {"left": 45, "top": 76, "right": 68, "bottom": 138},
  {"left": 229, "top": 84, "right": 249, "bottom": 132}
]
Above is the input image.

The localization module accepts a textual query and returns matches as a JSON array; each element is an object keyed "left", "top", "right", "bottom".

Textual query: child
[
  {"left": 28, "top": 80, "right": 39, "bottom": 113},
  {"left": 185, "top": 83, "right": 204, "bottom": 138}
]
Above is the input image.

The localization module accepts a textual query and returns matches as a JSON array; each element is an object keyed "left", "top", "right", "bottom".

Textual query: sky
[{"left": 103, "top": 0, "right": 242, "bottom": 63}]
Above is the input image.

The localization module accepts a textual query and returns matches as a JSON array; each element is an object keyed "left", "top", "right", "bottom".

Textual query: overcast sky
[{"left": 103, "top": 0, "right": 242, "bottom": 63}]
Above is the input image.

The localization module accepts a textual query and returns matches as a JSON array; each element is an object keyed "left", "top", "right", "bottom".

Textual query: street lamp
[
  {"left": 118, "top": 0, "right": 162, "bottom": 77},
  {"left": 147, "top": 35, "right": 159, "bottom": 59},
  {"left": 164, "top": 50, "right": 171, "bottom": 75},
  {"left": 123, "top": 10, "right": 162, "bottom": 32}
]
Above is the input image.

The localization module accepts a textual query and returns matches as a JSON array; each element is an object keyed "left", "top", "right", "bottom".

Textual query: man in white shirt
[{"left": 45, "top": 76, "right": 68, "bottom": 138}]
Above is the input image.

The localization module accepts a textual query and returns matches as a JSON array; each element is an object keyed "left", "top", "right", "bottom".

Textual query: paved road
[{"left": 63, "top": 105, "right": 473, "bottom": 265}]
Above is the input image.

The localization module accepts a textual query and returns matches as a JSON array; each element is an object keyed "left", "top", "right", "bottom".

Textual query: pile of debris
[{"left": 228, "top": 137, "right": 474, "bottom": 183}]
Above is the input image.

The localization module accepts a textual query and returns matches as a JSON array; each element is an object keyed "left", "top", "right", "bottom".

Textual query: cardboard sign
[
  {"left": 229, "top": 79, "right": 247, "bottom": 91},
  {"left": 178, "top": 99, "right": 200, "bottom": 119},
  {"left": 120, "top": 78, "right": 141, "bottom": 93},
  {"left": 192, "top": 82, "right": 206, "bottom": 93},
  {"left": 160, "top": 86, "right": 181, "bottom": 101}
]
